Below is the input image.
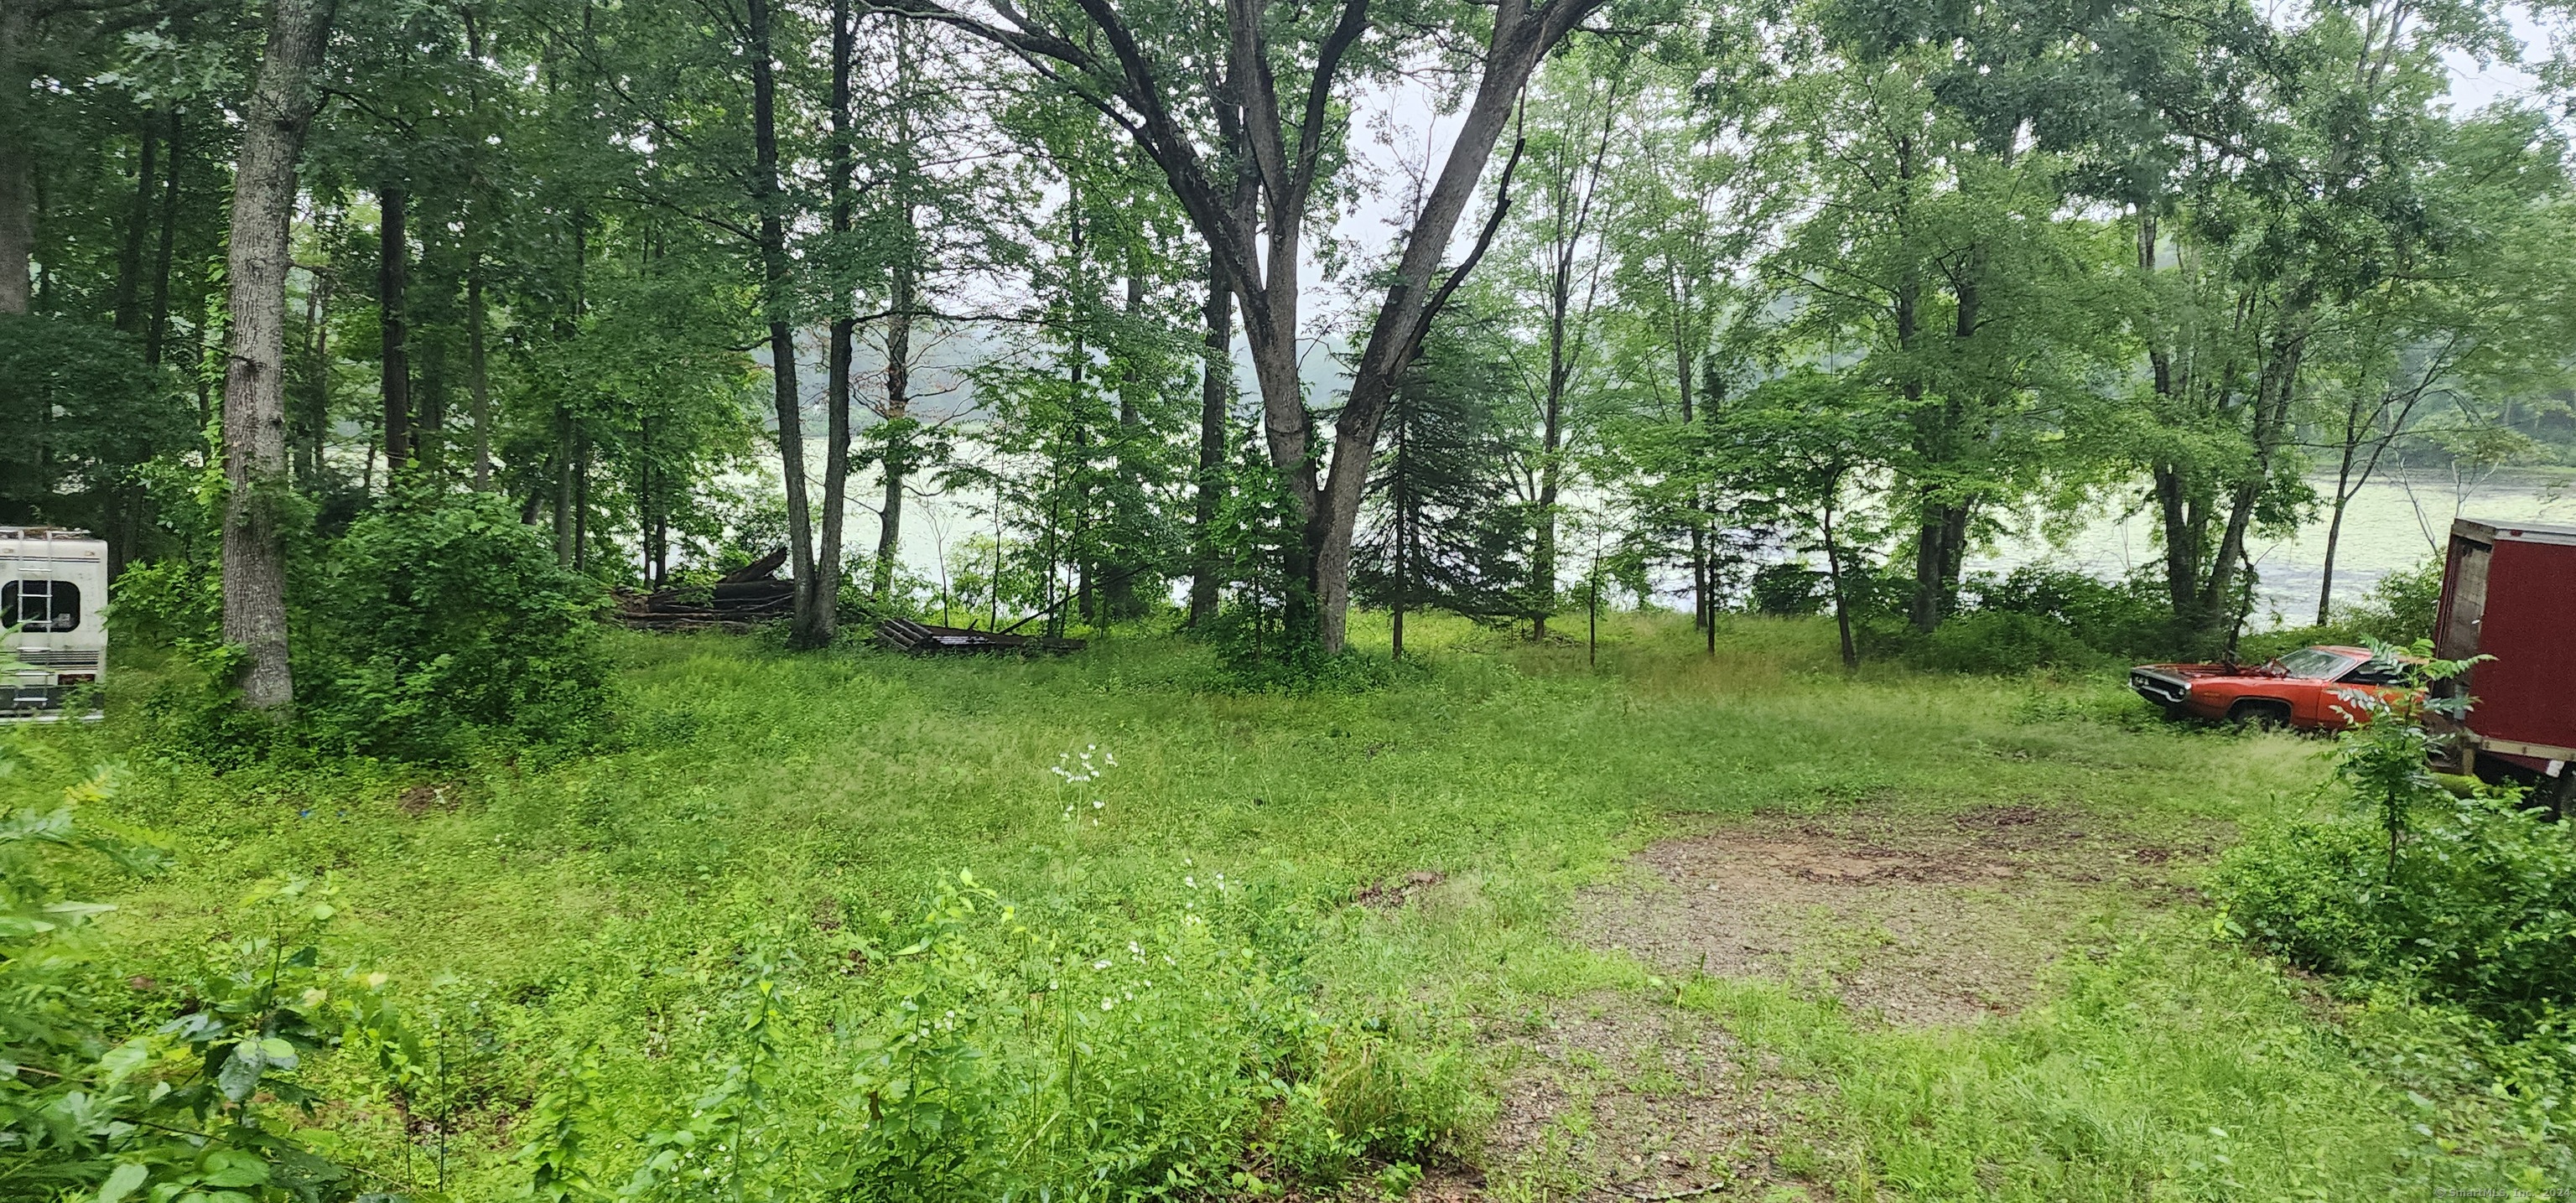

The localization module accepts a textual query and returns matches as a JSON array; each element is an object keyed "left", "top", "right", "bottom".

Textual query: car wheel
[{"left": 2230, "top": 699, "right": 2293, "bottom": 730}]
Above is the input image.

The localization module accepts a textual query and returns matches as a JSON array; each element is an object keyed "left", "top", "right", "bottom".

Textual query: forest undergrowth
[{"left": 12, "top": 613, "right": 2558, "bottom": 1199}]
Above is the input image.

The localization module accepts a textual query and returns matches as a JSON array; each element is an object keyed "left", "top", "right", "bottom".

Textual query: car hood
[{"left": 2133, "top": 662, "right": 2272, "bottom": 682}]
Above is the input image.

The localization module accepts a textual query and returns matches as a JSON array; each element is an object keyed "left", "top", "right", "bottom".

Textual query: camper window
[{"left": 1, "top": 579, "right": 80, "bottom": 632}]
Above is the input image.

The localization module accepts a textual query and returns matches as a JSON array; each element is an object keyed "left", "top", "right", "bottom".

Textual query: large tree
[
  {"left": 886, "top": 0, "right": 1611, "bottom": 651},
  {"left": 221, "top": 0, "right": 338, "bottom": 712}
]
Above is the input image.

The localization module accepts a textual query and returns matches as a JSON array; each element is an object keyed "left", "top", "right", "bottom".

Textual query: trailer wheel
[
  {"left": 2230, "top": 699, "right": 2293, "bottom": 730},
  {"left": 2537, "top": 771, "right": 2576, "bottom": 822}
]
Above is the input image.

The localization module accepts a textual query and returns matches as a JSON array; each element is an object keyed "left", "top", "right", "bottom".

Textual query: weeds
[{"left": 17, "top": 612, "right": 2562, "bottom": 1194}]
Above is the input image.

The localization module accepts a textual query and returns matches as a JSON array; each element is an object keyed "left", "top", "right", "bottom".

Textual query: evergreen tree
[{"left": 1354, "top": 324, "right": 1532, "bottom": 656}]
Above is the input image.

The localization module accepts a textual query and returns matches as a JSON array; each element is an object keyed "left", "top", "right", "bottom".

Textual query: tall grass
[{"left": 12, "top": 612, "right": 2542, "bottom": 1195}]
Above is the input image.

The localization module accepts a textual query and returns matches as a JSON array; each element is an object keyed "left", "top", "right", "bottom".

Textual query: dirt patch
[
  {"left": 1475, "top": 998, "right": 1820, "bottom": 1200},
  {"left": 1571, "top": 806, "right": 2186, "bottom": 1028},
  {"left": 1432, "top": 805, "right": 2202, "bottom": 1199},
  {"left": 1357, "top": 870, "right": 1446, "bottom": 909},
  {"left": 396, "top": 783, "right": 458, "bottom": 816}
]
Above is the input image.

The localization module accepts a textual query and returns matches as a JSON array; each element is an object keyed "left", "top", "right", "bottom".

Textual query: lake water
[
  {"left": 877, "top": 464, "right": 2570, "bottom": 630},
  {"left": 1968, "top": 472, "right": 2575, "bottom": 628}
]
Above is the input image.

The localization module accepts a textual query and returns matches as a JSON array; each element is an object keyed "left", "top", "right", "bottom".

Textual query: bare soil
[
  {"left": 1445, "top": 803, "right": 2209, "bottom": 1200},
  {"left": 1469, "top": 999, "right": 1822, "bottom": 1201},
  {"left": 1571, "top": 804, "right": 2199, "bottom": 1027}
]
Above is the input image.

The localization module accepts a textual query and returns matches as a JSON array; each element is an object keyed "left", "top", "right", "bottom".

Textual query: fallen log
[
  {"left": 876, "top": 618, "right": 1083, "bottom": 655},
  {"left": 718, "top": 547, "right": 789, "bottom": 583}
]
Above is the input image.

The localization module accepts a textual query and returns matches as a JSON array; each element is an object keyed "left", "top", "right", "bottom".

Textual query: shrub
[
  {"left": 1748, "top": 563, "right": 1827, "bottom": 616},
  {"left": 2222, "top": 793, "right": 2576, "bottom": 1032},
  {"left": 0, "top": 733, "right": 394, "bottom": 1200},
  {"left": 2217, "top": 643, "right": 2576, "bottom": 1033},
  {"left": 300, "top": 488, "right": 611, "bottom": 759},
  {"left": 1911, "top": 609, "right": 2103, "bottom": 673},
  {"left": 108, "top": 555, "right": 223, "bottom": 651},
  {"left": 509, "top": 871, "right": 1474, "bottom": 1200},
  {"left": 2347, "top": 557, "right": 2444, "bottom": 643},
  {"left": 1964, "top": 566, "right": 2176, "bottom": 658}
]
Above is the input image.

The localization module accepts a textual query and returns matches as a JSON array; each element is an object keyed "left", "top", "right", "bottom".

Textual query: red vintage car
[{"left": 2130, "top": 645, "right": 2415, "bottom": 729}]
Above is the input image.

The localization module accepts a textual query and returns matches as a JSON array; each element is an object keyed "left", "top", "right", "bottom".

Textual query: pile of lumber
[
  {"left": 875, "top": 618, "right": 1084, "bottom": 655},
  {"left": 614, "top": 548, "right": 796, "bottom": 630}
]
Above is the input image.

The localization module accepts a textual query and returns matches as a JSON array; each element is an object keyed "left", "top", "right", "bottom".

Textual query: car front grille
[{"left": 2131, "top": 670, "right": 2190, "bottom": 706}]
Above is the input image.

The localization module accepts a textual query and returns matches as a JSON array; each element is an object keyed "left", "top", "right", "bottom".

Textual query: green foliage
[
  {"left": 2224, "top": 791, "right": 2576, "bottom": 1032},
  {"left": 1910, "top": 610, "right": 2102, "bottom": 674},
  {"left": 2237, "top": 563, "right": 2452, "bottom": 666},
  {"left": 1747, "top": 564, "right": 1826, "bottom": 617},
  {"left": 498, "top": 826, "right": 1469, "bottom": 1196},
  {"left": 2215, "top": 639, "right": 2576, "bottom": 1151},
  {"left": 0, "top": 314, "right": 197, "bottom": 537},
  {"left": 1354, "top": 318, "right": 1534, "bottom": 631},
  {"left": 1886, "top": 567, "right": 2182, "bottom": 672},
  {"left": 299, "top": 488, "right": 611, "bottom": 759},
  {"left": 2345, "top": 559, "right": 2445, "bottom": 645},
  {"left": 1203, "top": 434, "right": 1336, "bottom": 683},
  {"left": 0, "top": 733, "right": 392, "bottom": 1202},
  {"left": 110, "top": 557, "right": 222, "bottom": 651}
]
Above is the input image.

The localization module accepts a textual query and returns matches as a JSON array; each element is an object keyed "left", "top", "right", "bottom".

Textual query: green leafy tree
[{"left": 1705, "top": 368, "right": 1900, "bottom": 672}]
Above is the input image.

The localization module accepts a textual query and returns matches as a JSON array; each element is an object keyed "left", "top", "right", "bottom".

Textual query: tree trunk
[
  {"left": 1188, "top": 251, "right": 1231, "bottom": 626},
  {"left": 2318, "top": 433, "right": 2360, "bottom": 625},
  {"left": 1104, "top": 247, "right": 1147, "bottom": 620},
  {"left": 2139, "top": 208, "right": 2210, "bottom": 628},
  {"left": 873, "top": 18, "right": 918, "bottom": 607},
  {"left": 874, "top": 258, "right": 912, "bottom": 602},
  {"left": 221, "top": 0, "right": 336, "bottom": 713},
  {"left": 2318, "top": 490, "right": 2352, "bottom": 627},
  {"left": 378, "top": 183, "right": 412, "bottom": 473},
  {"left": 1313, "top": 4, "right": 1579, "bottom": 653},
  {"left": 637, "top": 413, "right": 654, "bottom": 586},
  {"left": 815, "top": 0, "right": 859, "bottom": 636},
  {"left": 893, "top": 0, "right": 1592, "bottom": 653},
  {"left": 468, "top": 251, "right": 491, "bottom": 488},
  {"left": 749, "top": 0, "right": 822, "bottom": 646},
  {"left": 0, "top": 0, "right": 30, "bottom": 315},
  {"left": 147, "top": 107, "right": 183, "bottom": 366},
  {"left": 553, "top": 403, "right": 575, "bottom": 564},
  {"left": 573, "top": 425, "right": 589, "bottom": 571},
  {"left": 2155, "top": 466, "right": 2200, "bottom": 618},
  {"left": 554, "top": 210, "right": 584, "bottom": 563},
  {"left": 2196, "top": 312, "right": 2309, "bottom": 642},
  {"left": 114, "top": 111, "right": 160, "bottom": 333},
  {"left": 413, "top": 204, "right": 456, "bottom": 471},
  {"left": 1821, "top": 498, "right": 1857, "bottom": 673},
  {"left": 295, "top": 267, "right": 325, "bottom": 484},
  {"left": 1391, "top": 454, "right": 1407, "bottom": 660},
  {"left": 1535, "top": 240, "right": 1570, "bottom": 640}
]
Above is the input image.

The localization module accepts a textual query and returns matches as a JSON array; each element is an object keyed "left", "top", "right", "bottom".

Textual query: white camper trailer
[{"left": 1, "top": 526, "right": 108, "bottom": 721}]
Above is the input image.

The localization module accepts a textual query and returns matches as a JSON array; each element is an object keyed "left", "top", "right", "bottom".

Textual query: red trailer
[{"left": 2435, "top": 517, "right": 2576, "bottom": 807}]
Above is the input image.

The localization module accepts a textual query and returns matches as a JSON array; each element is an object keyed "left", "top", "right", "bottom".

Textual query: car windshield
[{"left": 2273, "top": 647, "right": 2354, "bottom": 679}]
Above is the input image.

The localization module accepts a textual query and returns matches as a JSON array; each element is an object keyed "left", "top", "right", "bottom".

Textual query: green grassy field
[{"left": 18, "top": 613, "right": 2548, "bottom": 1199}]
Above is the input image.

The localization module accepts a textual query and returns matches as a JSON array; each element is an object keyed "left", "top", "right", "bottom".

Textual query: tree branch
[{"left": 1409, "top": 136, "right": 1522, "bottom": 362}]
